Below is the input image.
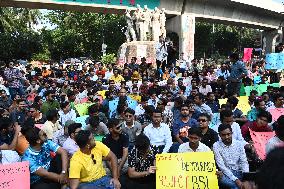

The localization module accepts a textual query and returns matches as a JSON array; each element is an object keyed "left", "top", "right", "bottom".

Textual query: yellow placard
[
  {"left": 219, "top": 96, "right": 251, "bottom": 115},
  {"left": 156, "top": 152, "right": 219, "bottom": 189}
]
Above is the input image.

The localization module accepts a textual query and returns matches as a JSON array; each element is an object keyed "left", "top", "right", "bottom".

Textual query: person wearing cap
[{"left": 102, "top": 118, "right": 129, "bottom": 175}]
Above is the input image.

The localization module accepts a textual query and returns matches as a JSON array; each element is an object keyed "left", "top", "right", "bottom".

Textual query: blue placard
[{"left": 266, "top": 53, "right": 284, "bottom": 69}]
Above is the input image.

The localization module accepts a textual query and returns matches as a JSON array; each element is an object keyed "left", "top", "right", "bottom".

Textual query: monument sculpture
[
  {"left": 125, "top": 9, "right": 137, "bottom": 42},
  {"left": 119, "top": 5, "right": 167, "bottom": 65}
]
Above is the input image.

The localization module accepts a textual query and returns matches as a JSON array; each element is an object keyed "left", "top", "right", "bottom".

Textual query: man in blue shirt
[
  {"left": 228, "top": 53, "right": 248, "bottom": 96},
  {"left": 173, "top": 103, "right": 198, "bottom": 144},
  {"left": 22, "top": 126, "right": 68, "bottom": 189}
]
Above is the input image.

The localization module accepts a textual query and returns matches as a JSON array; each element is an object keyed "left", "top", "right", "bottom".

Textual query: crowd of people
[{"left": 0, "top": 49, "right": 283, "bottom": 189}]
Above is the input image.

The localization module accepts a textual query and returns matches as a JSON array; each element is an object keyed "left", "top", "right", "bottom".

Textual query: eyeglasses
[
  {"left": 198, "top": 119, "right": 207, "bottom": 122},
  {"left": 91, "top": 154, "right": 96, "bottom": 164}
]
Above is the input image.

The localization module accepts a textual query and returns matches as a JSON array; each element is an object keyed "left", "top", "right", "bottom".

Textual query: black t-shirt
[
  {"left": 201, "top": 128, "right": 219, "bottom": 149},
  {"left": 102, "top": 133, "right": 129, "bottom": 159}
]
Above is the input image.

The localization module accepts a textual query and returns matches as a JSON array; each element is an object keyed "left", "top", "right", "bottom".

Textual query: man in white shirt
[
  {"left": 178, "top": 127, "right": 210, "bottom": 153},
  {"left": 144, "top": 109, "right": 172, "bottom": 153},
  {"left": 216, "top": 63, "right": 230, "bottom": 80},
  {"left": 198, "top": 78, "right": 212, "bottom": 96},
  {"left": 62, "top": 123, "right": 81, "bottom": 156},
  {"left": 58, "top": 101, "right": 77, "bottom": 126},
  {"left": 213, "top": 124, "right": 249, "bottom": 189}
]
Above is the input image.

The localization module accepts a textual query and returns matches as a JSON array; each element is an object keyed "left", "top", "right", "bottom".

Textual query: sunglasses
[
  {"left": 91, "top": 154, "right": 96, "bottom": 164},
  {"left": 198, "top": 119, "right": 207, "bottom": 122}
]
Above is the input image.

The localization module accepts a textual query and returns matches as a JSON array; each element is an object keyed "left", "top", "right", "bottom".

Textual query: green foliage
[
  {"left": 195, "top": 21, "right": 259, "bottom": 59},
  {"left": 32, "top": 49, "right": 51, "bottom": 62},
  {"left": 101, "top": 53, "right": 117, "bottom": 64},
  {"left": 0, "top": 7, "right": 43, "bottom": 61}
]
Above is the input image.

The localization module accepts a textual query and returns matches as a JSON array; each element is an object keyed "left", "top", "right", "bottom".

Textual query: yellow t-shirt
[
  {"left": 109, "top": 75, "right": 125, "bottom": 83},
  {"left": 69, "top": 141, "right": 110, "bottom": 182}
]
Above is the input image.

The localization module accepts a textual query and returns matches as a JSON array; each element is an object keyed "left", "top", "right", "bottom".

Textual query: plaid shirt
[{"left": 4, "top": 68, "right": 23, "bottom": 88}]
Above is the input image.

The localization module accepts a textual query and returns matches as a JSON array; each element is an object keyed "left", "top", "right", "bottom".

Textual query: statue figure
[
  {"left": 125, "top": 9, "right": 137, "bottom": 42},
  {"left": 132, "top": 4, "right": 145, "bottom": 41},
  {"left": 160, "top": 8, "right": 166, "bottom": 38},
  {"left": 152, "top": 7, "right": 161, "bottom": 41},
  {"left": 143, "top": 5, "right": 152, "bottom": 41}
]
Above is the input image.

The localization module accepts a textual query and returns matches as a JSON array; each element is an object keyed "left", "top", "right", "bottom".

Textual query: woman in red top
[{"left": 241, "top": 109, "right": 273, "bottom": 142}]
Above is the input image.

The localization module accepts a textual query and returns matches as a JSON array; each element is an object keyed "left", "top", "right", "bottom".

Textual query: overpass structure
[{"left": 0, "top": 0, "right": 283, "bottom": 59}]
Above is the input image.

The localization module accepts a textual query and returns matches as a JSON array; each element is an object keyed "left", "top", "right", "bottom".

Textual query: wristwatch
[{"left": 61, "top": 171, "right": 66, "bottom": 174}]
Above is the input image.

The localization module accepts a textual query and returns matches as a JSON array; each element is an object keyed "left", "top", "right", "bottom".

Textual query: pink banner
[
  {"left": 270, "top": 108, "right": 284, "bottom": 122},
  {"left": 249, "top": 129, "right": 275, "bottom": 160},
  {"left": 243, "top": 48, "right": 253, "bottom": 62},
  {"left": 0, "top": 161, "right": 30, "bottom": 189}
]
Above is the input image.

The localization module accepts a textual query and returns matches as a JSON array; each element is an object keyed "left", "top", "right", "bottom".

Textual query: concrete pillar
[
  {"left": 262, "top": 29, "right": 282, "bottom": 53},
  {"left": 166, "top": 13, "right": 196, "bottom": 61},
  {"left": 180, "top": 13, "right": 195, "bottom": 61}
]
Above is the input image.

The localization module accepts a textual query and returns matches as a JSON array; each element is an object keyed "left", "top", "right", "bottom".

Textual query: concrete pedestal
[{"left": 117, "top": 41, "right": 157, "bottom": 65}]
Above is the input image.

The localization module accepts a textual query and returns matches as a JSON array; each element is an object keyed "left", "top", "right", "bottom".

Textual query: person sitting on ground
[
  {"left": 10, "top": 98, "right": 28, "bottom": 126},
  {"left": 42, "top": 109, "right": 62, "bottom": 141},
  {"left": 197, "top": 113, "right": 218, "bottom": 149},
  {"left": 69, "top": 130, "right": 121, "bottom": 189},
  {"left": 226, "top": 96, "right": 247, "bottom": 123},
  {"left": 85, "top": 115, "right": 109, "bottom": 136},
  {"left": 103, "top": 118, "right": 129, "bottom": 176},
  {"left": 41, "top": 90, "right": 60, "bottom": 115},
  {"left": 126, "top": 134, "right": 157, "bottom": 189},
  {"left": 256, "top": 147, "right": 284, "bottom": 189},
  {"left": 213, "top": 124, "right": 249, "bottom": 189},
  {"left": 178, "top": 127, "right": 211, "bottom": 153},
  {"left": 62, "top": 123, "right": 82, "bottom": 157},
  {"left": 266, "top": 115, "right": 284, "bottom": 154},
  {"left": 246, "top": 98, "right": 266, "bottom": 122},
  {"left": 143, "top": 109, "right": 173, "bottom": 153},
  {"left": 121, "top": 108, "right": 142, "bottom": 148},
  {"left": 194, "top": 93, "right": 213, "bottom": 117},
  {"left": 22, "top": 126, "right": 69, "bottom": 189},
  {"left": 241, "top": 109, "right": 273, "bottom": 142},
  {"left": 58, "top": 101, "right": 76, "bottom": 126},
  {"left": 173, "top": 103, "right": 198, "bottom": 144},
  {"left": 216, "top": 110, "right": 247, "bottom": 146},
  {"left": 206, "top": 92, "right": 220, "bottom": 113},
  {"left": 0, "top": 117, "right": 21, "bottom": 163}
]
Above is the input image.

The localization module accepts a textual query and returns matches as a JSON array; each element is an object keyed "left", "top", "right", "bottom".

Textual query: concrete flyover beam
[
  {"left": 0, "top": 0, "right": 139, "bottom": 13},
  {"left": 172, "top": 0, "right": 283, "bottom": 30}
]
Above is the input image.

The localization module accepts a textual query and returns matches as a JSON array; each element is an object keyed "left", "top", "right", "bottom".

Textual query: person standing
[{"left": 227, "top": 53, "right": 248, "bottom": 96}]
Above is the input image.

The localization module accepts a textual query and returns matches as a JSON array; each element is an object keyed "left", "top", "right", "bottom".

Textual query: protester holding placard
[
  {"left": 178, "top": 127, "right": 211, "bottom": 152},
  {"left": 126, "top": 134, "right": 157, "bottom": 189},
  {"left": 241, "top": 110, "right": 273, "bottom": 142}
]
